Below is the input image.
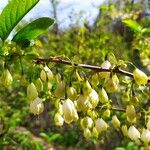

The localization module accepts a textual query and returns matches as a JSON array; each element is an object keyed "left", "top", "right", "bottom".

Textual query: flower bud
[
  {"left": 83, "top": 80, "right": 92, "bottom": 95},
  {"left": 40, "top": 70, "right": 47, "bottom": 82},
  {"left": 133, "top": 68, "right": 148, "bottom": 85},
  {"left": 30, "top": 97, "right": 44, "bottom": 115},
  {"left": 55, "top": 100, "right": 63, "bottom": 115},
  {"left": 105, "top": 74, "right": 119, "bottom": 93},
  {"left": 92, "top": 127, "right": 99, "bottom": 138},
  {"left": 91, "top": 73, "right": 99, "bottom": 86},
  {"left": 95, "top": 118, "right": 109, "bottom": 133},
  {"left": 88, "top": 89, "right": 99, "bottom": 108},
  {"left": 126, "top": 105, "right": 136, "bottom": 123},
  {"left": 27, "top": 83, "right": 38, "bottom": 101},
  {"left": 99, "top": 88, "right": 109, "bottom": 103},
  {"left": 67, "top": 86, "right": 78, "bottom": 101},
  {"left": 80, "top": 117, "right": 93, "bottom": 129},
  {"left": 121, "top": 125, "right": 128, "bottom": 137},
  {"left": 62, "top": 99, "right": 78, "bottom": 124},
  {"left": 54, "top": 81, "right": 65, "bottom": 98},
  {"left": 54, "top": 113, "right": 64, "bottom": 126},
  {"left": 87, "top": 110, "right": 98, "bottom": 119},
  {"left": 147, "top": 120, "right": 150, "bottom": 130},
  {"left": 35, "top": 78, "right": 43, "bottom": 92},
  {"left": 112, "top": 115, "right": 120, "bottom": 129},
  {"left": 128, "top": 126, "right": 140, "bottom": 141},
  {"left": 102, "top": 109, "right": 111, "bottom": 118},
  {"left": 1, "top": 69, "right": 13, "bottom": 87},
  {"left": 45, "top": 67, "right": 53, "bottom": 81},
  {"left": 58, "top": 103, "right": 63, "bottom": 115},
  {"left": 40, "top": 66, "right": 53, "bottom": 82},
  {"left": 83, "top": 128, "right": 92, "bottom": 139},
  {"left": 141, "top": 129, "right": 150, "bottom": 144}
]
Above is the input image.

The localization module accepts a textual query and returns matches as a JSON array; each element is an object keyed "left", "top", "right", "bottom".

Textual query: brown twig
[{"left": 35, "top": 57, "right": 150, "bottom": 82}]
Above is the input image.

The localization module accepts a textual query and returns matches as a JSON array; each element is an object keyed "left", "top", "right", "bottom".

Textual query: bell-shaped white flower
[
  {"left": 76, "top": 94, "right": 91, "bottom": 112},
  {"left": 80, "top": 117, "right": 93, "bottom": 129},
  {"left": 40, "top": 65, "right": 53, "bottom": 82},
  {"left": 95, "top": 118, "right": 109, "bottom": 133},
  {"left": 128, "top": 126, "right": 140, "bottom": 141},
  {"left": 62, "top": 99, "right": 78, "bottom": 124},
  {"left": 67, "top": 86, "right": 78, "bottom": 101},
  {"left": 54, "top": 113, "right": 64, "bottom": 126},
  {"left": 141, "top": 129, "right": 150, "bottom": 144},
  {"left": 27, "top": 82, "right": 38, "bottom": 101},
  {"left": 88, "top": 89, "right": 99, "bottom": 108},
  {"left": 30, "top": 97, "right": 44, "bottom": 115},
  {"left": 133, "top": 68, "right": 148, "bottom": 85}
]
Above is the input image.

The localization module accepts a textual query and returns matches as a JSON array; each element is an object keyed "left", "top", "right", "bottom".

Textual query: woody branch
[{"left": 35, "top": 57, "right": 150, "bottom": 83}]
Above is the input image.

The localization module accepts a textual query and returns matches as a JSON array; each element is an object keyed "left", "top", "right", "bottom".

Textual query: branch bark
[{"left": 35, "top": 57, "right": 150, "bottom": 83}]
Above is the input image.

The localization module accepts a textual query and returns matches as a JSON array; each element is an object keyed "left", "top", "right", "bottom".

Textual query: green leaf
[
  {"left": 142, "top": 28, "right": 150, "bottom": 35},
  {"left": 25, "top": 50, "right": 39, "bottom": 59},
  {"left": 0, "top": 0, "right": 39, "bottom": 41},
  {"left": 106, "top": 52, "right": 117, "bottom": 65},
  {"left": 12, "top": 17, "right": 55, "bottom": 44},
  {"left": 123, "top": 20, "right": 142, "bottom": 33}
]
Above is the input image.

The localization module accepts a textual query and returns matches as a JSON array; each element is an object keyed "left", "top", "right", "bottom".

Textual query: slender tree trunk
[{"left": 50, "top": 0, "right": 59, "bottom": 34}]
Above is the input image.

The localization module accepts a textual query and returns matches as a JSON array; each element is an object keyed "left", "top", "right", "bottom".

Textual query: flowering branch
[{"left": 35, "top": 57, "right": 150, "bottom": 83}]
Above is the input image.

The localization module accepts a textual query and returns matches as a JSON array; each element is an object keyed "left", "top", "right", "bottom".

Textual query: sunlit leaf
[
  {"left": 0, "top": 0, "right": 39, "bottom": 41},
  {"left": 12, "top": 17, "right": 55, "bottom": 45},
  {"left": 123, "top": 20, "right": 142, "bottom": 33}
]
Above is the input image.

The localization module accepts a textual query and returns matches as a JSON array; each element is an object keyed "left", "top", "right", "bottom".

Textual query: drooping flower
[
  {"left": 62, "top": 99, "right": 78, "bottom": 124},
  {"left": 141, "top": 129, "right": 150, "bottom": 144},
  {"left": 95, "top": 118, "right": 109, "bottom": 133},
  {"left": 126, "top": 105, "right": 136, "bottom": 123},
  {"left": 83, "top": 128, "right": 92, "bottom": 139},
  {"left": 99, "top": 87, "right": 109, "bottom": 103},
  {"left": 88, "top": 89, "right": 99, "bottom": 108},
  {"left": 27, "top": 82, "right": 38, "bottom": 101},
  {"left": 54, "top": 81, "right": 65, "bottom": 98},
  {"left": 67, "top": 86, "right": 78, "bottom": 101},
  {"left": 133, "top": 68, "right": 148, "bottom": 85},
  {"left": 121, "top": 125, "right": 128, "bottom": 137},
  {"left": 1, "top": 69, "right": 13, "bottom": 87},
  {"left": 35, "top": 78, "right": 43, "bottom": 92},
  {"left": 30, "top": 97, "right": 44, "bottom": 115},
  {"left": 54, "top": 113, "right": 64, "bottom": 126},
  {"left": 40, "top": 65, "right": 53, "bottom": 82},
  {"left": 128, "top": 126, "right": 140, "bottom": 141},
  {"left": 105, "top": 74, "right": 119, "bottom": 93},
  {"left": 112, "top": 115, "right": 120, "bottom": 129},
  {"left": 80, "top": 117, "right": 93, "bottom": 129}
]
